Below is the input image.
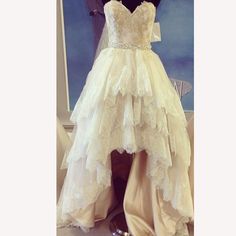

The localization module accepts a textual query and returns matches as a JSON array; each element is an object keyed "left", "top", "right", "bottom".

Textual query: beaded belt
[{"left": 109, "top": 41, "right": 151, "bottom": 50}]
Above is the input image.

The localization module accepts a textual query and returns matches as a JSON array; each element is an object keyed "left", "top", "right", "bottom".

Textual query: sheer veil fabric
[{"left": 57, "top": 1, "right": 193, "bottom": 235}]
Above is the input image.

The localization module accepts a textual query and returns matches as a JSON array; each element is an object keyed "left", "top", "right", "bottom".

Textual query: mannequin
[{"left": 102, "top": 0, "right": 161, "bottom": 12}]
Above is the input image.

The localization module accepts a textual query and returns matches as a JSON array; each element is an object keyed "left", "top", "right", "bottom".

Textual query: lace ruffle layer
[{"left": 57, "top": 48, "right": 193, "bottom": 233}]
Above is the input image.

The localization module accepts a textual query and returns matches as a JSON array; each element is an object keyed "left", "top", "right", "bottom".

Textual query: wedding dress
[{"left": 57, "top": 0, "right": 193, "bottom": 235}]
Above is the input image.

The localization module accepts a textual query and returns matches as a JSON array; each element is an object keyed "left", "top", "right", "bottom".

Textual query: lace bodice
[{"left": 104, "top": 0, "right": 156, "bottom": 50}]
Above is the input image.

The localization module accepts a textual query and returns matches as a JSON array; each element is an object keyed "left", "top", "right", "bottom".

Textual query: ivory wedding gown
[{"left": 57, "top": 0, "right": 193, "bottom": 235}]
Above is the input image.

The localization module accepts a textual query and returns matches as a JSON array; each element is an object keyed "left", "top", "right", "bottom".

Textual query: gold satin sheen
[
  {"left": 124, "top": 151, "right": 187, "bottom": 236},
  {"left": 123, "top": 115, "right": 194, "bottom": 235}
]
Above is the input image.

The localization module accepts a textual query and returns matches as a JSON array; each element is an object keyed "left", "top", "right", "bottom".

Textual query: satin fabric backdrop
[
  {"left": 123, "top": 115, "right": 194, "bottom": 236},
  {"left": 124, "top": 151, "right": 189, "bottom": 236}
]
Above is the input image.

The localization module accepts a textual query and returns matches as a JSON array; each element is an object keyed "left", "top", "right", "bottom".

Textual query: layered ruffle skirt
[{"left": 57, "top": 47, "right": 193, "bottom": 235}]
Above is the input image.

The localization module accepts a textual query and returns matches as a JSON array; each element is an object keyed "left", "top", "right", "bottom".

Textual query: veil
[{"left": 94, "top": 22, "right": 109, "bottom": 60}]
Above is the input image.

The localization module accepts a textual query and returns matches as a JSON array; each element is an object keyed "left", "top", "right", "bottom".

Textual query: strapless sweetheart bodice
[{"left": 104, "top": 0, "right": 156, "bottom": 50}]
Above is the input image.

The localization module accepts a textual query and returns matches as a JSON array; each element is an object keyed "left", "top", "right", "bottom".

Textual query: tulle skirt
[{"left": 57, "top": 47, "right": 193, "bottom": 233}]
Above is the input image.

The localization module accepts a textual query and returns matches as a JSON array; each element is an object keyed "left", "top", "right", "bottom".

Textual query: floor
[{"left": 57, "top": 207, "right": 194, "bottom": 236}]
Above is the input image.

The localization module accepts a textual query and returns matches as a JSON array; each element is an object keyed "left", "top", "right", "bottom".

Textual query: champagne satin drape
[
  {"left": 123, "top": 150, "right": 190, "bottom": 236},
  {"left": 57, "top": 115, "right": 194, "bottom": 234},
  {"left": 123, "top": 115, "right": 194, "bottom": 235}
]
